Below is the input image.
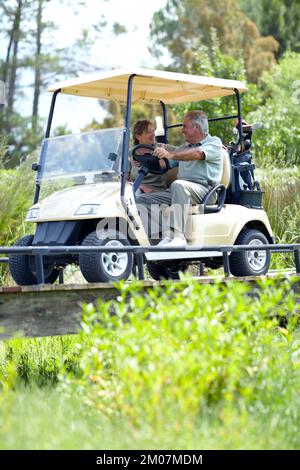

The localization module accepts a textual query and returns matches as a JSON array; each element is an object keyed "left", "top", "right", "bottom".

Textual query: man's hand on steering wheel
[
  {"left": 131, "top": 144, "right": 169, "bottom": 174},
  {"left": 153, "top": 146, "right": 173, "bottom": 160}
]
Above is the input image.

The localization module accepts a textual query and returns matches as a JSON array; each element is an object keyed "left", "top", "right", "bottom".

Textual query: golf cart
[{"left": 9, "top": 68, "right": 273, "bottom": 284}]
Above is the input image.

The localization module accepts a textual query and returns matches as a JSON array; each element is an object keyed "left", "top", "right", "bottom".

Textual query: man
[{"left": 136, "top": 110, "right": 223, "bottom": 247}]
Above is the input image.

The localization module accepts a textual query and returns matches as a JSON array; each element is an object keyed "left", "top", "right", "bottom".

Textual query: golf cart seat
[{"left": 189, "top": 147, "right": 231, "bottom": 214}]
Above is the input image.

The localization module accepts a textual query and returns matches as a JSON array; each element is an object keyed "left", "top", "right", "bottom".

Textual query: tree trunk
[
  {"left": 32, "top": 0, "right": 43, "bottom": 130},
  {"left": 2, "top": 27, "right": 14, "bottom": 85},
  {"left": 6, "top": 0, "right": 23, "bottom": 119}
]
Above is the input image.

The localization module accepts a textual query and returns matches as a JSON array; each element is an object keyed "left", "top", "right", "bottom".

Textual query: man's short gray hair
[{"left": 185, "top": 110, "right": 209, "bottom": 135}]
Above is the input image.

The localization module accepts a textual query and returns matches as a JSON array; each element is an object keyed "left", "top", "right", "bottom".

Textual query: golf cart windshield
[{"left": 37, "top": 127, "right": 123, "bottom": 185}]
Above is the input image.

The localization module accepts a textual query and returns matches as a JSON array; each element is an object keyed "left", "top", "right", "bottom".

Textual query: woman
[{"left": 129, "top": 119, "right": 168, "bottom": 194}]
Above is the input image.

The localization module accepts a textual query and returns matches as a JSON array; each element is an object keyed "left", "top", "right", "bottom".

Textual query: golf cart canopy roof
[{"left": 47, "top": 68, "right": 247, "bottom": 104}]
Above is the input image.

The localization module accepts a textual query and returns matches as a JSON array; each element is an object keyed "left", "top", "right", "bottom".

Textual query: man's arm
[{"left": 153, "top": 146, "right": 205, "bottom": 161}]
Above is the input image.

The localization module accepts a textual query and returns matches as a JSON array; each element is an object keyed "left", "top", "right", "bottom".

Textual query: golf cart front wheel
[
  {"left": 79, "top": 229, "right": 133, "bottom": 283},
  {"left": 229, "top": 229, "right": 270, "bottom": 276},
  {"left": 8, "top": 234, "right": 59, "bottom": 285}
]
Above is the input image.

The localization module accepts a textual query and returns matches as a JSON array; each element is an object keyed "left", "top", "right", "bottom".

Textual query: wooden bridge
[{"left": 0, "top": 271, "right": 299, "bottom": 340}]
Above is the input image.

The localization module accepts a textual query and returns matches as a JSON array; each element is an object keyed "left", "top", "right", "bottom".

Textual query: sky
[{"left": 39, "top": 0, "right": 168, "bottom": 131}]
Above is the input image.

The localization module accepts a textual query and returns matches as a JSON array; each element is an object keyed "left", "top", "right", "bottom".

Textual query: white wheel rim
[
  {"left": 246, "top": 239, "right": 267, "bottom": 272},
  {"left": 101, "top": 240, "right": 128, "bottom": 277}
]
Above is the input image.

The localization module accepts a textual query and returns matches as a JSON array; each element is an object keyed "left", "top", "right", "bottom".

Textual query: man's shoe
[
  {"left": 157, "top": 238, "right": 172, "bottom": 246},
  {"left": 161, "top": 237, "right": 187, "bottom": 247}
]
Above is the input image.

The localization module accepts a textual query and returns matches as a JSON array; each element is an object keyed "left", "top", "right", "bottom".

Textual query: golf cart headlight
[
  {"left": 75, "top": 204, "right": 101, "bottom": 216},
  {"left": 26, "top": 208, "right": 40, "bottom": 220}
]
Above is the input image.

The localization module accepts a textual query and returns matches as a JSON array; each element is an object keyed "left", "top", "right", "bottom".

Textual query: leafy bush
[
  {"left": 171, "top": 33, "right": 261, "bottom": 145},
  {"left": 76, "top": 278, "right": 300, "bottom": 448},
  {"left": 0, "top": 156, "right": 35, "bottom": 247},
  {"left": 0, "top": 145, "right": 36, "bottom": 284},
  {"left": 249, "top": 52, "right": 300, "bottom": 167},
  {"left": 170, "top": 42, "right": 300, "bottom": 169},
  {"left": 1, "top": 278, "right": 299, "bottom": 448}
]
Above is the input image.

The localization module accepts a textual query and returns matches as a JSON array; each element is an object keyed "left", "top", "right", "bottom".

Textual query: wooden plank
[
  {"left": 0, "top": 272, "right": 299, "bottom": 340},
  {"left": 0, "top": 285, "right": 120, "bottom": 339}
]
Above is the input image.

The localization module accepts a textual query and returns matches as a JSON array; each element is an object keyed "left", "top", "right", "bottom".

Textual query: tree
[
  {"left": 81, "top": 101, "right": 165, "bottom": 133},
  {"left": 150, "top": 0, "right": 279, "bottom": 82},
  {"left": 0, "top": 0, "right": 24, "bottom": 132},
  {"left": 0, "top": 0, "right": 126, "bottom": 166},
  {"left": 32, "top": 0, "right": 44, "bottom": 130},
  {"left": 239, "top": 0, "right": 300, "bottom": 57},
  {"left": 249, "top": 52, "right": 300, "bottom": 167},
  {"left": 170, "top": 33, "right": 261, "bottom": 144},
  {"left": 0, "top": 0, "right": 53, "bottom": 165}
]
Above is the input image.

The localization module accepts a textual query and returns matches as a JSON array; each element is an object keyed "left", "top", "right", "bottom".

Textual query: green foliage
[
  {"left": 249, "top": 52, "right": 300, "bottom": 167},
  {"left": 0, "top": 113, "right": 43, "bottom": 168},
  {"left": 239, "top": 0, "right": 300, "bottom": 56},
  {"left": 257, "top": 167, "right": 300, "bottom": 269},
  {"left": 170, "top": 35, "right": 261, "bottom": 143},
  {"left": 82, "top": 100, "right": 164, "bottom": 134},
  {"left": 0, "top": 278, "right": 300, "bottom": 448},
  {"left": 0, "top": 388, "right": 109, "bottom": 450},
  {"left": 0, "top": 0, "right": 123, "bottom": 166},
  {"left": 75, "top": 278, "right": 300, "bottom": 447},
  {"left": 0, "top": 156, "right": 35, "bottom": 247},
  {"left": 151, "top": 0, "right": 279, "bottom": 82},
  {"left": 0, "top": 335, "right": 85, "bottom": 389},
  {"left": 0, "top": 144, "right": 36, "bottom": 284},
  {"left": 259, "top": 167, "right": 300, "bottom": 243},
  {"left": 0, "top": 133, "right": 8, "bottom": 163}
]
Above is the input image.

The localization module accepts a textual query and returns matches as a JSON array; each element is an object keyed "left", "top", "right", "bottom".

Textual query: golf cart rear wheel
[
  {"left": 79, "top": 229, "right": 133, "bottom": 283},
  {"left": 229, "top": 229, "right": 270, "bottom": 276},
  {"left": 147, "top": 261, "right": 189, "bottom": 280},
  {"left": 8, "top": 234, "right": 59, "bottom": 285}
]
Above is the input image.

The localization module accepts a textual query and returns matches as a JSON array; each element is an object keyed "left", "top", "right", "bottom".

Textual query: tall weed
[
  {"left": 258, "top": 167, "right": 300, "bottom": 269},
  {"left": 0, "top": 151, "right": 36, "bottom": 284}
]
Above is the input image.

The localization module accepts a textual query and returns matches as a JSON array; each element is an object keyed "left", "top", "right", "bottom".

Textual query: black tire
[
  {"left": 79, "top": 229, "right": 133, "bottom": 283},
  {"left": 229, "top": 229, "right": 270, "bottom": 276},
  {"left": 147, "top": 261, "right": 189, "bottom": 280},
  {"left": 9, "top": 234, "right": 59, "bottom": 285},
  {"left": 204, "top": 258, "right": 223, "bottom": 269}
]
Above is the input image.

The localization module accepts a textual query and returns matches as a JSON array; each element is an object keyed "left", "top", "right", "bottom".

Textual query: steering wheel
[{"left": 131, "top": 144, "right": 169, "bottom": 174}]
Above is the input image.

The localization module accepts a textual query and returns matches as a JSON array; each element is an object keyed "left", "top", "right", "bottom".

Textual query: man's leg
[
  {"left": 170, "top": 180, "right": 209, "bottom": 238},
  {"left": 136, "top": 190, "right": 172, "bottom": 240}
]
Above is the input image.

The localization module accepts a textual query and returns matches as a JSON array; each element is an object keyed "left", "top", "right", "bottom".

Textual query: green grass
[
  {"left": 257, "top": 167, "right": 300, "bottom": 269},
  {"left": 1, "top": 277, "right": 300, "bottom": 449},
  {"left": 0, "top": 154, "right": 36, "bottom": 286},
  {"left": 258, "top": 167, "right": 300, "bottom": 243},
  {"left": 1, "top": 386, "right": 299, "bottom": 450}
]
